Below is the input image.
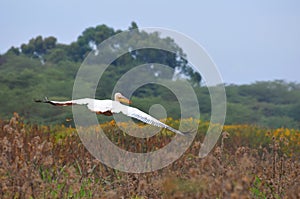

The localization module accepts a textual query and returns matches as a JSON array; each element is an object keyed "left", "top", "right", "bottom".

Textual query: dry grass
[{"left": 0, "top": 113, "right": 299, "bottom": 198}]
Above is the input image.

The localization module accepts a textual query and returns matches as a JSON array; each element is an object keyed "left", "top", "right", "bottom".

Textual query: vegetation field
[
  {"left": 0, "top": 113, "right": 299, "bottom": 198},
  {"left": 1, "top": 22, "right": 299, "bottom": 199}
]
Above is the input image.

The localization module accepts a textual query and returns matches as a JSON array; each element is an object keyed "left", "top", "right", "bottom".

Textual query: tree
[
  {"left": 7, "top": 47, "right": 20, "bottom": 55},
  {"left": 46, "top": 48, "right": 67, "bottom": 64},
  {"left": 21, "top": 41, "right": 35, "bottom": 55},
  {"left": 44, "top": 36, "right": 57, "bottom": 49},
  {"left": 129, "top": 21, "right": 138, "bottom": 30},
  {"left": 67, "top": 24, "right": 116, "bottom": 61},
  {"left": 33, "top": 36, "right": 45, "bottom": 54},
  {"left": 20, "top": 36, "right": 57, "bottom": 58}
]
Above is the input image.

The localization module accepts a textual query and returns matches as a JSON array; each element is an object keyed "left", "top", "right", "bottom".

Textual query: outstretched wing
[
  {"left": 35, "top": 97, "right": 114, "bottom": 114},
  {"left": 119, "top": 106, "right": 185, "bottom": 136},
  {"left": 35, "top": 97, "right": 90, "bottom": 106},
  {"left": 35, "top": 97, "right": 187, "bottom": 136}
]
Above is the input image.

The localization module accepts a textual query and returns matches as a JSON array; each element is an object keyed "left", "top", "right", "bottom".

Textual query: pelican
[{"left": 35, "top": 93, "right": 186, "bottom": 135}]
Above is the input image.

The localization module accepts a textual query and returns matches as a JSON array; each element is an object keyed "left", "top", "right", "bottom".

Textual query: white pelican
[{"left": 35, "top": 93, "right": 186, "bottom": 135}]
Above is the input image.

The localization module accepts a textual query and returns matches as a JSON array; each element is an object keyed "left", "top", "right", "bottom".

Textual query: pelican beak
[{"left": 119, "top": 95, "right": 131, "bottom": 104}]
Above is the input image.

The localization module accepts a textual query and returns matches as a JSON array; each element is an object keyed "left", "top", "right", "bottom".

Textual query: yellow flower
[
  {"left": 265, "top": 131, "right": 272, "bottom": 137},
  {"left": 284, "top": 129, "right": 291, "bottom": 137},
  {"left": 109, "top": 120, "right": 115, "bottom": 126},
  {"left": 273, "top": 129, "right": 281, "bottom": 137}
]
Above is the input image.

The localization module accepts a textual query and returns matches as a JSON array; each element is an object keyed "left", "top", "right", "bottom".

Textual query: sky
[{"left": 1, "top": 0, "right": 299, "bottom": 85}]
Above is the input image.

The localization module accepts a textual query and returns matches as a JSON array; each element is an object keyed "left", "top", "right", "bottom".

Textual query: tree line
[{"left": 0, "top": 22, "right": 299, "bottom": 128}]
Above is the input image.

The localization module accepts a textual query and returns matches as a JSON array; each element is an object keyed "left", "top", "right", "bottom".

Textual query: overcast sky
[{"left": 1, "top": 0, "right": 299, "bottom": 84}]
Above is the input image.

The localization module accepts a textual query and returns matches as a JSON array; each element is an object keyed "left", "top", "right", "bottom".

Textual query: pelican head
[{"left": 114, "top": 93, "right": 131, "bottom": 104}]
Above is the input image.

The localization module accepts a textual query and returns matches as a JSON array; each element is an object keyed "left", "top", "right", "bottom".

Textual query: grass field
[{"left": 0, "top": 113, "right": 299, "bottom": 198}]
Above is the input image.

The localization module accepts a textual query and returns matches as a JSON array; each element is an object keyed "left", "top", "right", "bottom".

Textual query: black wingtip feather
[{"left": 34, "top": 97, "right": 50, "bottom": 103}]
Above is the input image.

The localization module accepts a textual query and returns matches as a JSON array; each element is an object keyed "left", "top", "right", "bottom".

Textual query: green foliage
[
  {"left": 21, "top": 35, "right": 57, "bottom": 56},
  {"left": 250, "top": 176, "right": 267, "bottom": 199},
  {"left": 0, "top": 22, "right": 300, "bottom": 128},
  {"left": 225, "top": 81, "right": 300, "bottom": 128}
]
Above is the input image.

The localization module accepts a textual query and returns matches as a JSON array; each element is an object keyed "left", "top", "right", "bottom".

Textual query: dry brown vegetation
[{"left": 0, "top": 113, "right": 299, "bottom": 198}]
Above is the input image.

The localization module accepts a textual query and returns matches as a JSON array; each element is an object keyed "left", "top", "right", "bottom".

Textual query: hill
[{"left": 0, "top": 22, "right": 299, "bottom": 128}]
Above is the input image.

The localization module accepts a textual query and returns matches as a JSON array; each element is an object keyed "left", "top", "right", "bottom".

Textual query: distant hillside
[
  {"left": 0, "top": 22, "right": 299, "bottom": 128},
  {"left": 225, "top": 80, "right": 300, "bottom": 128}
]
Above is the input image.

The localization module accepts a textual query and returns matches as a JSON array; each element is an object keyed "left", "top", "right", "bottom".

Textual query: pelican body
[{"left": 35, "top": 93, "right": 185, "bottom": 135}]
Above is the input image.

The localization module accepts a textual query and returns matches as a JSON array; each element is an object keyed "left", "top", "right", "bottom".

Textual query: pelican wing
[
  {"left": 35, "top": 98, "right": 114, "bottom": 113},
  {"left": 119, "top": 106, "right": 184, "bottom": 135},
  {"left": 35, "top": 97, "right": 90, "bottom": 106},
  {"left": 35, "top": 97, "right": 186, "bottom": 135}
]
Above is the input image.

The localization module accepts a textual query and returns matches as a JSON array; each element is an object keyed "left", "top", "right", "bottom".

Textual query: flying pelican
[{"left": 35, "top": 93, "right": 186, "bottom": 135}]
